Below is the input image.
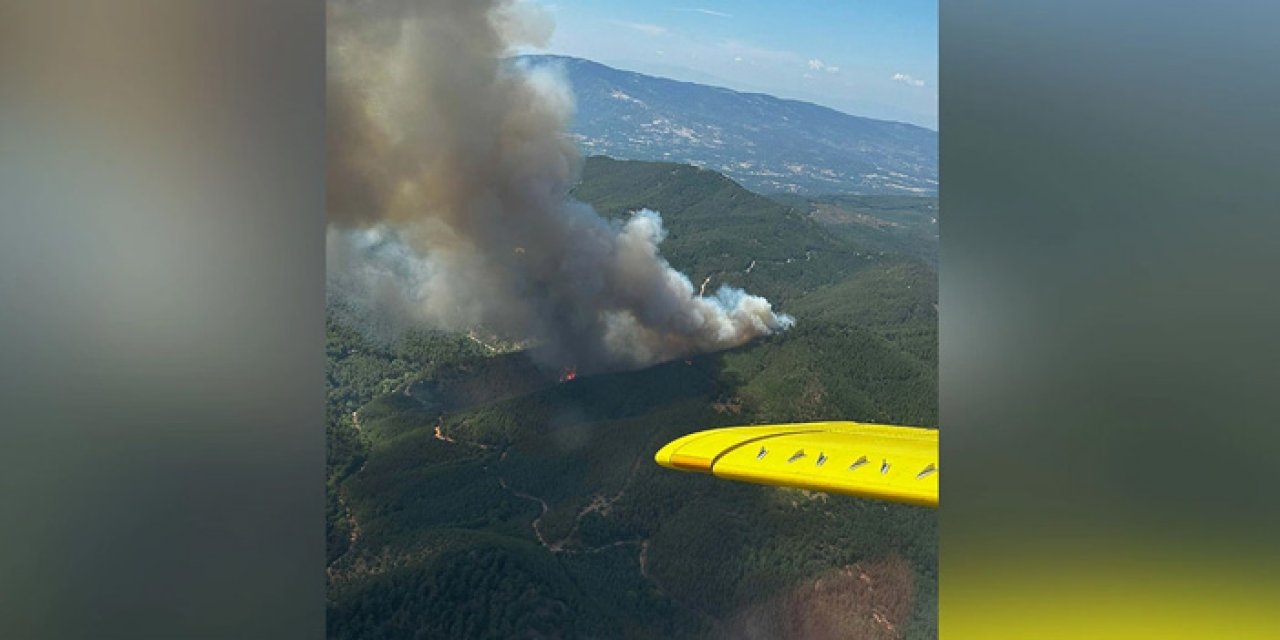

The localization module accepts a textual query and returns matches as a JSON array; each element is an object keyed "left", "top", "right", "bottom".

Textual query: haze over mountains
[{"left": 517, "top": 55, "right": 938, "bottom": 197}]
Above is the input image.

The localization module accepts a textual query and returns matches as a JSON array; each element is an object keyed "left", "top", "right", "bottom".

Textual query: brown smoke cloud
[{"left": 326, "top": 0, "right": 792, "bottom": 371}]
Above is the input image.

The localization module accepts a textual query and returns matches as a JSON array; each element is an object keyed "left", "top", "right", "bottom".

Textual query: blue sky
[{"left": 519, "top": 1, "right": 937, "bottom": 129}]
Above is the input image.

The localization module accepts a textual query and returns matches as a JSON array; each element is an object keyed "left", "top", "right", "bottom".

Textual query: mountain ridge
[
  {"left": 534, "top": 55, "right": 936, "bottom": 132},
  {"left": 517, "top": 54, "right": 938, "bottom": 197}
]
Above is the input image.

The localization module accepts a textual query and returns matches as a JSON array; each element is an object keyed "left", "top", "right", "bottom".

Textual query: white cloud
[
  {"left": 807, "top": 59, "right": 840, "bottom": 74},
  {"left": 608, "top": 20, "right": 668, "bottom": 37},
  {"left": 719, "top": 39, "right": 802, "bottom": 65},
  {"left": 680, "top": 8, "right": 732, "bottom": 18},
  {"left": 893, "top": 72, "right": 926, "bottom": 88}
]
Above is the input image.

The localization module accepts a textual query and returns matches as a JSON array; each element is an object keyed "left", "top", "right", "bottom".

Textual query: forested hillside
[
  {"left": 771, "top": 193, "right": 939, "bottom": 267},
  {"left": 326, "top": 157, "right": 938, "bottom": 639}
]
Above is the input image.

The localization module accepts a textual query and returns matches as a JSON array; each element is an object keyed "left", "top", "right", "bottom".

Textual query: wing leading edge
[{"left": 654, "top": 422, "right": 938, "bottom": 507}]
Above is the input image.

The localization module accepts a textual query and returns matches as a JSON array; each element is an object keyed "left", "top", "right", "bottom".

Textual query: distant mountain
[{"left": 518, "top": 55, "right": 938, "bottom": 197}]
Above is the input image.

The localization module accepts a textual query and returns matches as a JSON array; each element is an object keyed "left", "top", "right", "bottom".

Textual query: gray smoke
[{"left": 327, "top": 0, "right": 792, "bottom": 371}]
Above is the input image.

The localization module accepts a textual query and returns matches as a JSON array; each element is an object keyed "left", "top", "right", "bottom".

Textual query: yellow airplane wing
[{"left": 654, "top": 421, "right": 937, "bottom": 507}]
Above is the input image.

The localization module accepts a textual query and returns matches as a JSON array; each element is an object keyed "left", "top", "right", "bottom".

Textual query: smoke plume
[{"left": 327, "top": 0, "right": 793, "bottom": 371}]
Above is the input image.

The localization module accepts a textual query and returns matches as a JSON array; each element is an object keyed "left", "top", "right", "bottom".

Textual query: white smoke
[{"left": 327, "top": 0, "right": 792, "bottom": 371}]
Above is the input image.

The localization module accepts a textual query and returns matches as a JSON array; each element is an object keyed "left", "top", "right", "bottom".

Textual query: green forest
[{"left": 326, "top": 157, "right": 939, "bottom": 639}]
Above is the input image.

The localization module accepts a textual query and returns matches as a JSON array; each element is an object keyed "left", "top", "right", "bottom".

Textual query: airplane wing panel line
[
  {"left": 707, "top": 430, "right": 825, "bottom": 469},
  {"left": 655, "top": 422, "right": 938, "bottom": 508},
  {"left": 661, "top": 428, "right": 826, "bottom": 472}
]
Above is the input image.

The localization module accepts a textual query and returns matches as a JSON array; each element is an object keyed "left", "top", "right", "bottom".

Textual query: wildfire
[{"left": 558, "top": 366, "right": 577, "bottom": 383}]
